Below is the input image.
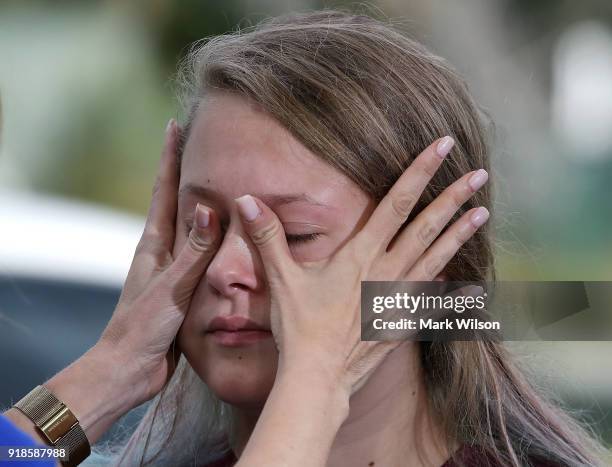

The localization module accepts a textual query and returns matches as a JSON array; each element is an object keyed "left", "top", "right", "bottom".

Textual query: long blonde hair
[{"left": 100, "top": 9, "right": 607, "bottom": 467}]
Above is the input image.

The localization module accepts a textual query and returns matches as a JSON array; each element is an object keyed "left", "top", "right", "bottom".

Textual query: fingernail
[
  {"left": 236, "top": 195, "right": 261, "bottom": 221},
  {"left": 195, "top": 203, "right": 209, "bottom": 228},
  {"left": 470, "top": 207, "right": 490, "bottom": 228},
  {"left": 436, "top": 136, "right": 454, "bottom": 159},
  {"left": 468, "top": 169, "right": 489, "bottom": 191},
  {"left": 166, "top": 118, "right": 175, "bottom": 133}
]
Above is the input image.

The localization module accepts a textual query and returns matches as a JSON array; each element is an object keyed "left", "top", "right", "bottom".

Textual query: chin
[{"left": 190, "top": 341, "right": 279, "bottom": 408}]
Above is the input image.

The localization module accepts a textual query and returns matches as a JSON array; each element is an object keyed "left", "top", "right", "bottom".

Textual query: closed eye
[
  {"left": 184, "top": 221, "right": 321, "bottom": 245},
  {"left": 285, "top": 232, "right": 321, "bottom": 244}
]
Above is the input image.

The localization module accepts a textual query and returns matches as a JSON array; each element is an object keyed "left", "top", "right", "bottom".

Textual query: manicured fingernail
[
  {"left": 436, "top": 136, "right": 454, "bottom": 158},
  {"left": 166, "top": 118, "right": 175, "bottom": 133},
  {"left": 470, "top": 207, "right": 490, "bottom": 228},
  {"left": 195, "top": 203, "right": 209, "bottom": 228},
  {"left": 468, "top": 169, "right": 489, "bottom": 191},
  {"left": 236, "top": 195, "right": 261, "bottom": 221}
]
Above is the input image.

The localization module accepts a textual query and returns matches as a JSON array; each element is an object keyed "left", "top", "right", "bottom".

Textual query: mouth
[{"left": 206, "top": 315, "right": 272, "bottom": 347}]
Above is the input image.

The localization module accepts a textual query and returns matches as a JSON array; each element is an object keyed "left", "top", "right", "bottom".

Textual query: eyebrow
[{"left": 178, "top": 183, "right": 333, "bottom": 210}]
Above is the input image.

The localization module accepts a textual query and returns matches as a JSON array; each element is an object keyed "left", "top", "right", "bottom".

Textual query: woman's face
[{"left": 174, "top": 92, "right": 374, "bottom": 408}]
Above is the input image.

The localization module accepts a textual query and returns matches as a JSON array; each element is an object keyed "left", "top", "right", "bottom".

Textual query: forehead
[{"left": 180, "top": 92, "right": 356, "bottom": 202}]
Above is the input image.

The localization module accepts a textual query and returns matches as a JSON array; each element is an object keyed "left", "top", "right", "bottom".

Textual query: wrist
[
  {"left": 276, "top": 358, "right": 350, "bottom": 423},
  {"left": 43, "top": 343, "right": 147, "bottom": 444},
  {"left": 237, "top": 360, "right": 350, "bottom": 466},
  {"left": 279, "top": 351, "right": 350, "bottom": 394},
  {"left": 87, "top": 341, "right": 153, "bottom": 407}
]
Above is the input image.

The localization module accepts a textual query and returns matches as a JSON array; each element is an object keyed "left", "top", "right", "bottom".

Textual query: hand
[
  {"left": 97, "top": 119, "right": 221, "bottom": 404},
  {"left": 235, "top": 136, "right": 489, "bottom": 396},
  {"left": 6, "top": 120, "right": 222, "bottom": 446}
]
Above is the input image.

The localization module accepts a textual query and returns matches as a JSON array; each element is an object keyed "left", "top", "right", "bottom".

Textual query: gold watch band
[{"left": 14, "top": 385, "right": 91, "bottom": 466}]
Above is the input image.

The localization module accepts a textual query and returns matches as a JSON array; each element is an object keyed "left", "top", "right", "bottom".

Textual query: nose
[{"left": 205, "top": 225, "right": 261, "bottom": 297}]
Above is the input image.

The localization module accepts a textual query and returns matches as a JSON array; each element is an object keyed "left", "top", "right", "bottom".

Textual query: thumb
[
  {"left": 167, "top": 203, "right": 220, "bottom": 294},
  {"left": 235, "top": 194, "right": 294, "bottom": 283}
]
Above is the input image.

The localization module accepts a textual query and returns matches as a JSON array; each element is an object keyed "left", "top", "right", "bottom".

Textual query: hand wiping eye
[{"left": 233, "top": 136, "right": 490, "bottom": 396}]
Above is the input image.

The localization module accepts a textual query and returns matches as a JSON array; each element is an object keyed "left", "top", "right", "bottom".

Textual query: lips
[{"left": 206, "top": 315, "right": 272, "bottom": 347}]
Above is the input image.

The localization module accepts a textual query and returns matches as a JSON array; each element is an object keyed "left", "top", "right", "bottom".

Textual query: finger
[
  {"left": 405, "top": 206, "right": 489, "bottom": 281},
  {"left": 166, "top": 203, "right": 221, "bottom": 297},
  {"left": 235, "top": 194, "right": 296, "bottom": 284},
  {"left": 386, "top": 168, "right": 488, "bottom": 275},
  {"left": 143, "top": 119, "right": 180, "bottom": 251},
  {"left": 355, "top": 136, "right": 455, "bottom": 254}
]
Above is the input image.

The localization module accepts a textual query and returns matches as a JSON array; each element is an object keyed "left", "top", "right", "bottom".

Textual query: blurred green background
[
  {"left": 1, "top": 0, "right": 611, "bottom": 448},
  {"left": 2, "top": 0, "right": 612, "bottom": 281}
]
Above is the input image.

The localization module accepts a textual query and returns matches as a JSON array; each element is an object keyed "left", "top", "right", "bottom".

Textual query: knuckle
[
  {"left": 251, "top": 221, "right": 281, "bottom": 247},
  {"left": 416, "top": 219, "right": 438, "bottom": 247},
  {"left": 134, "top": 239, "right": 147, "bottom": 256},
  {"left": 141, "top": 224, "right": 161, "bottom": 239},
  {"left": 454, "top": 227, "right": 472, "bottom": 248},
  {"left": 188, "top": 229, "right": 215, "bottom": 253},
  {"left": 135, "top": 233, "right": 163, "bottom": 256},
  {"left": 391, "top": 192, "right": 417, "bottom": 219},
  {"left": 422, "top": 256, "right": 443, "bottom": 279},
  {"left": 421, "top": 158, "right": 439, "bottom": 178},
  {"left": 142, "top": 221, "right": 173, "bottom": 241},
  {"left": 448, "top": 187, "right": 468, "bottom": 210}
]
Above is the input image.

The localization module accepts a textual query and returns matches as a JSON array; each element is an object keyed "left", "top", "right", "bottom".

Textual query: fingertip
[
  {"left": 235, "top": 194, "right": 262, "bottom": 222},
  {"left": 182, "top": 204, "right": 219, "bottom": 258},
  {"left": 435, "top": 135, "right": 455, "bottom": 159},
  {"left": 195, "top": 202, "right": 210, "bottom": 229},
  {"left": 164, "top": 119, "right": 178, "bottom": 148},
  {"left": 469, "top": 207, "right": 490, "bottom": 228},
  {"left": 166, "top": 118, "right": 175, "bottom": 134},
  {"left": 233, "top": 195, "right": 294, "bottom": 274},
  {"left": 160, "top": 119, "right": 179, "bottom": 166},
  {"left": 192, "top": 203, "right": 221, "bottom": 241}
]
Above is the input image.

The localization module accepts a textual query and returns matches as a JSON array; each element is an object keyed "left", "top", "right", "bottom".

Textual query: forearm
[
  {"left": 237, "top": 365, "right": 349, "bottom": 467},
  {"left": 4, "top": 343, "right": 147, "bottom": 447}
]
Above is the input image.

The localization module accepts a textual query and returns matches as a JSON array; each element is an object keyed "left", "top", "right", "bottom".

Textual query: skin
[
  {"left": 175, "top": 92, "right": 375, "bottom": 407},
  {"left": 3, "top": 91, "right": 489, "bottom": 467},
  {"left": 176, "top": 92, "right": 481, "bottom": 466}
]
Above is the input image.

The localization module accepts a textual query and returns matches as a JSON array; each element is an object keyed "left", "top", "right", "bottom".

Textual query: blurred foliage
[{"left": 0, "top": 0, "right": 610, "bottom": 275}]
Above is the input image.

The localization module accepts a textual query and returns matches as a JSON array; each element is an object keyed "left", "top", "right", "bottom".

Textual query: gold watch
[{"left": 14, "top": 385, "right": 91, "bottom": 466}]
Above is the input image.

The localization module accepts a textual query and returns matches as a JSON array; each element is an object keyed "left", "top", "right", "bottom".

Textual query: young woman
[
  {"left": 5, "top": 9, "right": 607, "bottom": 467},
  {"left": 114, "top": 9, "right": 606, "bottom": 467}
]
